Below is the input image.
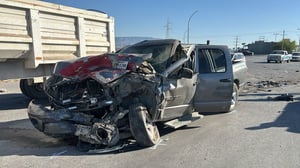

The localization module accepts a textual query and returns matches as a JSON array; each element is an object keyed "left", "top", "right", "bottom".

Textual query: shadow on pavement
[
  {"left": 0, "top": 118, "right": 200, "bottom": 156},
  {"left": 0, "top": 93, "right": 31, "bottom": 110},
  {"left": 245, "top": 101, "right": 300, "bottom": 134},
  {"left": 0, "top": 119, "right": 78, "bottom": 156},
  {"left": 239, "top": 92, "right": 300, "bottom": 102}
]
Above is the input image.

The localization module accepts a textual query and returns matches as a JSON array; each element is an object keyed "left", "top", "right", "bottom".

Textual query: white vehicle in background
[
  {"left": 267, "top": 50, "right": 292, "bottom": 63},
  {"left": 291, "top": 52, "right": 300, "bottom": 61},
  {"left": 231, "top": 52, "right": 248, "bottom": 89}
]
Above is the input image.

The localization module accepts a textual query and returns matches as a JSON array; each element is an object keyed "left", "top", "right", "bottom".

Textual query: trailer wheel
[
  {"left": 229, "top": 83, "right": 239, "bottom": 111},
  {"left": 129, "top": 104, "right": 160, "bottom": 147},
  {"left": 20, "top": 79, "right": 47, "bottom": 99}
]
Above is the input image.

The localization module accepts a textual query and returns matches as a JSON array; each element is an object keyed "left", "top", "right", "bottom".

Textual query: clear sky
[{"left": 43, "top": 0, "right": 300, "bottom": 48}]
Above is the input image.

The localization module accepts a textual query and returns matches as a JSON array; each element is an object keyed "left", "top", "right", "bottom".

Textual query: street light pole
[
  {"left": 297, "top": 28, "right": 300, "bottom": 51},
  {"left": 187, "top": 10, "right": 198, "bottom": 44}
]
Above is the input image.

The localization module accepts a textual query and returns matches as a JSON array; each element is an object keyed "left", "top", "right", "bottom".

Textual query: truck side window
[
  {"left": 209, "top": 49, "right": 226, "bottom": 72},
  {"left": 198, "top": 49, "right": 226, "bottom": 73},
  {"left": 198, "top": 49, "right": 213, "bottom": 73}
]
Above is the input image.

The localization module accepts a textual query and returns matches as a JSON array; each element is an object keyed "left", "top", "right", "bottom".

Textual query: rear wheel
[
  {"left": 129, "top": 103, "right": 160, "bottom": 147},
  {"left": 229, "top": 83, "right": 239, "bottom": 111}
]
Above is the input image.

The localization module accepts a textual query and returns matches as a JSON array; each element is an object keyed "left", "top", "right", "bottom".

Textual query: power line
[{"left": 191, "top": 30, "right": 296, "bottom": 39}]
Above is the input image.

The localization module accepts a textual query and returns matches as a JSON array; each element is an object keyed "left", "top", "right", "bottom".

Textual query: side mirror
[{"left": 178, "top": 67, "right": 193, "bottom": 79}]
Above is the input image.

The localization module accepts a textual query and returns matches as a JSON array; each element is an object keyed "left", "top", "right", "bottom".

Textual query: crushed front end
[{"left": 28, "top": 53, "right": 162, "bottom": 147}]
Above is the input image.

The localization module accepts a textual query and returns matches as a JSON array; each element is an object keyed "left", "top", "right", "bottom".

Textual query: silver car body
[
  {"left": 231, "top": 53, "right": 248, "bottom": 88},
  {"left": 291, "top": 52, "right": 300, "bottom": 61}
]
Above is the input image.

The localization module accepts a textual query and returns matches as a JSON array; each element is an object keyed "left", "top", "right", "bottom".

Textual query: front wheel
[
  {"left": 20, "top": 79, "right": 47, "bottom": 99},
  {"left": 129, "top": 104, "right": 160, "bottom": 147},
  {"left": 229, "top": 83, "right": 239, "bottom": 111}
]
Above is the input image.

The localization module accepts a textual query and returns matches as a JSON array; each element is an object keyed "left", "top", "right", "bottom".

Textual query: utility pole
[
  {"left": 164, "top": 19, "right": 171, "bottom": 39},
  {"left": 273, "top": 32, "right": 280, "bottom": 41},
  {"left": 281, "top": 30, "right": 285, "bottom": 50},
  {"left": 234, "top": 36, "right": 239, "bottom": 52},
  {"left": 297, "top": 28, "right": 300, "bottom": 51}
]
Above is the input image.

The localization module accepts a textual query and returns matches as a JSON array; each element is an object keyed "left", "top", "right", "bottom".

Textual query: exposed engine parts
[{"left": 75, "top": 123, "right": 120, "bottom": 146}]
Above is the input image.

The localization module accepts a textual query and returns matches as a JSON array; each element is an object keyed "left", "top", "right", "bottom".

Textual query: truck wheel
[
  {"left": 267, "top": 60, "right": 270, "bottom": 63},
  {"left": 20, "top": 79, "right": 47, "bottom": 99},
  {"left": 229, "top": 83, "right": 239, "bottom": 111},
  {"left": 129, "top": 103, "right": 160, "bottom": 147}
]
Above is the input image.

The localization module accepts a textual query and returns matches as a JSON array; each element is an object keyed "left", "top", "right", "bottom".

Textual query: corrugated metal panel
[
  {"left": 86, "top": 46, "right": 109, "bottom": 55},
  {"left": 39, "top": 12, "right": 77, "bottom": 43},
  {"left": 0, "top": 5, "right": 29, "bottom": 38},
  {"left": 85, "top": 19, "right": 108, "bottom": 45}
]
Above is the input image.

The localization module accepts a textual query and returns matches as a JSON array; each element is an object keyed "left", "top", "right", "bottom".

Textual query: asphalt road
[{"left": 0, "top": 55, "right": 300, "bottom": 168}]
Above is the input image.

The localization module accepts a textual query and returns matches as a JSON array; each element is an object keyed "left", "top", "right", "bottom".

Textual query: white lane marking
[
  {"left": 149, "top": 139, "right": 167, "bottom": 150},
  {"left": 50, "top": 150, "right": 67, "bottom": 159}
]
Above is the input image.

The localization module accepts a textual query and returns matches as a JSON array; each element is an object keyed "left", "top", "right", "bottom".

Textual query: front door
[
  {"left": 193, "top": 46, "right": 233, "bottom": 112},
  {"left": 162, "top": 72, "right": 198, "bottom": 121}
]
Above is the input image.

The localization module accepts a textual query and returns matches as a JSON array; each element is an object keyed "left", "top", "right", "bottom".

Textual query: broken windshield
[{"left": 118, "top": 44, "right": 173, "bottom": 73}]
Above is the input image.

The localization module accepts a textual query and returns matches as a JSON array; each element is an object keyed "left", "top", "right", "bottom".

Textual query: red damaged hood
[{"left": 56, "top": 53, "right": 151, "bottom": 84}]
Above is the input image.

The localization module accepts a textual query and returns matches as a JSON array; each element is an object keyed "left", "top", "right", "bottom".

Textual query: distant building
[{"left": 247, "top": 41, "right": 276, "bottom": 55}]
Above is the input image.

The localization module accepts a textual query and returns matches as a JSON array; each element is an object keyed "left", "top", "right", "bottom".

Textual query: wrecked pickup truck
[{"left": 28, "top": 39, "right": 237, "bottom": 150}]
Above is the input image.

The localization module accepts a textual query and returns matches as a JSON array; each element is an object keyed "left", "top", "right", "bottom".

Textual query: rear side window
[{"left": 197, "top": 49, "right": 226, "bottom": 74}]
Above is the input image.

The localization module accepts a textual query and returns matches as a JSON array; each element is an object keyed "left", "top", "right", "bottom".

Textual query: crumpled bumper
[
  {"left": 27, "top": 100, "right": 121, "bottom": 146},
  {"left": 27, "top": 100, "right": 76, "bottom": 138}
]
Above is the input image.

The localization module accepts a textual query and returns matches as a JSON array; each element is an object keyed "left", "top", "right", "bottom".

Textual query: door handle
[{"left": 219, "top": 78, "right": 232, "bottom": 82}]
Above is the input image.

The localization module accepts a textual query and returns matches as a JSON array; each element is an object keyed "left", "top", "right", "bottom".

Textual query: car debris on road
[{"left": 273, "top": 93, "right": 294, "bottom": 101}]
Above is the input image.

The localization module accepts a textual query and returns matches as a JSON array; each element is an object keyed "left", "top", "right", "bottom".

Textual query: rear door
[{"left": 193, "top": 45, "right": 234, "bottom": 112}]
